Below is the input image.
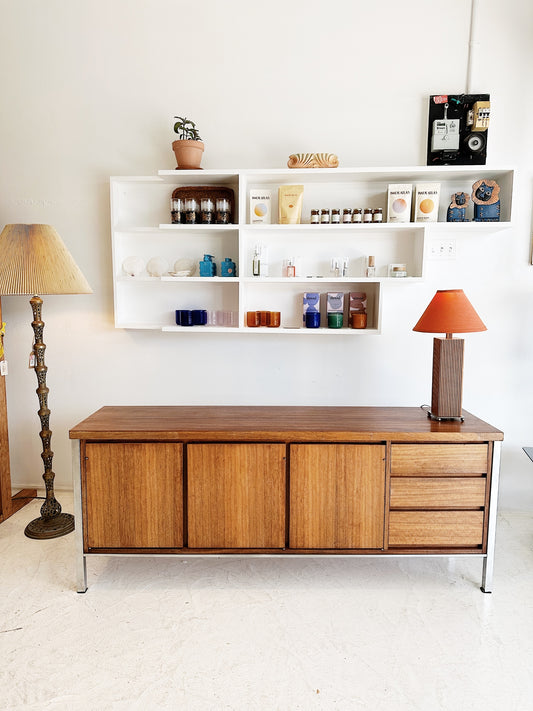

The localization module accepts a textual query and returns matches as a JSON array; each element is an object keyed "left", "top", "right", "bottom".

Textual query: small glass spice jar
[
  {"left": 331, "top": 208, "right": 341, "bottom": 224},
  {"left": 310, "top": 209, "right": 320, "bottom": 224},
  {"left": 352, "top": 208, "right": 362, "bottom": 223},
  {"left": 372, "top": 208, "right": 383, "bottom": 223},
  {"left": 342, "top": 208, "right": 352, "bottom": 224},
  {"left": 171, "top": 197, "right": 183, "bottom": 224},
  {"left": 216, "top": 198, "right": 231, "bottom": 224},
  {"left": 201, "top": 198, "right": 214, "bottom": 224},
  {"left": 184, "top": 198, "right": 198, "bottom": 224},
  {"left": 320, "top": 208, "right": 331, "bottom": 224},
  {"left": 363, "top": 208, "right": 373, "bottom": 223}
]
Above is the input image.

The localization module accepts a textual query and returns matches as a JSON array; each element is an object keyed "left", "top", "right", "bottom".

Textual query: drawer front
[
  {"left": 390, "top": 444, "right": 488, "bottom": 476},
  {"left": 389, "top": 511, "right": 484, "bottom": 547},
  {"left": 390, "top": 477, "right": 486, "bottom": 509}
]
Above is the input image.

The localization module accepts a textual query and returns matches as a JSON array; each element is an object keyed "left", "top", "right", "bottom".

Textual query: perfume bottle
[
  {"left": 284, "top": 258, "right": 296, "bottom": 277},
  {"left": 365, "top": 255, "right": 376, "bottom": 277}
]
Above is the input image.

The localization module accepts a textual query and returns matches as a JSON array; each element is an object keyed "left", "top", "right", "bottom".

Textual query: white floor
[{"left": 1, "top": 494, "right": 532, "bottom": 711}]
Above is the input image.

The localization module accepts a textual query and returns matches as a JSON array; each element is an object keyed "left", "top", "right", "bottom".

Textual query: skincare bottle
[
  {"left": 252, "top": 244, "right": 269, "bottom": 276},
  {"left": 365, "top": 256, "right": 375, "bottom": 277},
  {"left": 252, "top": 246, "right": 261, "bottom": 277}
]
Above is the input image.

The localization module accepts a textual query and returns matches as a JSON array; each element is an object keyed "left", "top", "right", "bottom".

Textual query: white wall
[{"left": 1, "top": 0, "right": 532, "bottom": 509}]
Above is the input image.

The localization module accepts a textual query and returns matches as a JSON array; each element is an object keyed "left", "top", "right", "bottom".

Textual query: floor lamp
[{"left": 0, "top": 224, "right": 92, "bottom": 539}]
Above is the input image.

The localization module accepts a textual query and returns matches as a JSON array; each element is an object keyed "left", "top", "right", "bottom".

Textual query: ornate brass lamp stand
[{"left": 24, "top": 296, "right": 74, "bottom": 538}]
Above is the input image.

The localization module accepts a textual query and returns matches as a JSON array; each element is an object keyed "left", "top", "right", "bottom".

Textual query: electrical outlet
[{"left": 429, "top": 239, "right": 457, "bottom": 260}]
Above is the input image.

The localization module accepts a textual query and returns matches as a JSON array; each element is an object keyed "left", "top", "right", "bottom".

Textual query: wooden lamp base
[{"left": 429, "top": 336, "right": 465, "bottom": 421}]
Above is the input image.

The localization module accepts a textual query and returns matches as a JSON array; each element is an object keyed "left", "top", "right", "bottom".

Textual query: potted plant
[{"left": 172, "top": 116, "right": 204, "bottom": 170}]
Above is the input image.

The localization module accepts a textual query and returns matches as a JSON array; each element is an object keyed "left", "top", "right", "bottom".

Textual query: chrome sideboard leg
[
  {"left": 481, "top": 441, "right": 502, "bottom": 593},
  {"left": 72, "top": 439, "right": 88, "bottom": 593}
]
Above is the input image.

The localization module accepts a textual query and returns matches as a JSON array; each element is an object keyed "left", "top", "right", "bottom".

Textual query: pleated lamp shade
[{"left": 0, "top": 224, "right": 92, "bottom": 295}]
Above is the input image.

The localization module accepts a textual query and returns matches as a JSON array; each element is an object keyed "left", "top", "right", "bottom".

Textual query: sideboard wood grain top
[{"left": 69, "top": 406, "right": 504, "bottom": 443}]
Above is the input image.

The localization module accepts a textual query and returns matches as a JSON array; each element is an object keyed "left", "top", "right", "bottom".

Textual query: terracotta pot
[{"left": 172, "top": 140, "right": 204, "bottom": 170}]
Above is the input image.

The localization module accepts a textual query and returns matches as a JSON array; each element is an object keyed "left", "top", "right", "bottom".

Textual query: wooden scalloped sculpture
[{"left": 287, "top": 153, "right": 339, "bottom": 169}]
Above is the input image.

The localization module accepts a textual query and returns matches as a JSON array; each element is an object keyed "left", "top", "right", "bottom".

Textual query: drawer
[
  {"left": 389, "top": 511, "right": 484, "bottom": 547},
  {"left": 390, "top": 477, "right": 486, "bottom": 509},
  {"left": 390, "top": 444, "right": 488, "bottom": 476}
]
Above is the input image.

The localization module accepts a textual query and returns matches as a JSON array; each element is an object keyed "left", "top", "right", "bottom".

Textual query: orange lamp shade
[{"left": 413, "top": 289, "right": 487, "bottom": 335}]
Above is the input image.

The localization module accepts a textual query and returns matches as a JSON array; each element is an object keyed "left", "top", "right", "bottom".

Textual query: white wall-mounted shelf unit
[{"left": 110, "top": 166, "right": 514, "bottom": 334}]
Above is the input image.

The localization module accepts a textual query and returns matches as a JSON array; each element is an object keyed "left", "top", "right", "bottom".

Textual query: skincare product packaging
[
  {"left": 413, "top": 183, "right": 440, "bottom": 222},
  {"left": 327, "top": 293, "right": 344, "bottom": 329},
  {"left": 303, "top": 292, "right": 320, "bottom": 326},
  {"left": 279, "top": 185, "right": 304, "bottom": 224},
  {"left": 387, "top": 184, "right": 412, "bottom": 223},
  {"left": 349, "top": 292, "right": 367, "bottom": 313},
  {"left": 327, "top": 292, "right": 344, "bottom": 313},
  {"left": 388, "top": 263, "right": 407, "bottom": 277},
  {"left": 250, "top": 190, "right": 272, "bottom": 224}
]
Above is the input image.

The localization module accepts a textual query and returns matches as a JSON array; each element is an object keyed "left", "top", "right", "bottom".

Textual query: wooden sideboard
[{"left": 69, "top": 406, "right": 503, "bottom": 592}]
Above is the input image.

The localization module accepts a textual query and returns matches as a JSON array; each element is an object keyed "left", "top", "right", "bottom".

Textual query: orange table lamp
[{"left": 413, "top": 289, "right": 486, "bottom": 421}]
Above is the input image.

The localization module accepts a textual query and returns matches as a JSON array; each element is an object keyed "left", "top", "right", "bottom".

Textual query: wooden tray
[{"left": 171, "top": 186, "right": 235, "bottom": 224}]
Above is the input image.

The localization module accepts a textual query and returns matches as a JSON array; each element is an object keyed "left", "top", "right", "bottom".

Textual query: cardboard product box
[
  {"left": 327, "top": 292, "right": 344, "bottom": 313},
  {"left": 387, "top": 184, "right": 412, "bottom": 223},
  {"left": 249, "top": 189, "right": 272, "bottom": 224},
  {"left": 349, "top": 292, "right": 367, "bottom": 313},
  {"left": 414, "top": 183, "right": 440, "bottom": 222},
  {"left": 303, "top": 292, "right": 320, "bottom": 311}
]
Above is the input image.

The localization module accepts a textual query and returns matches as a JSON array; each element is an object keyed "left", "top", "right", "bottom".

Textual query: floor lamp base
[{"left": 24, "top": 512, "right": 74, "bottom": 539}]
